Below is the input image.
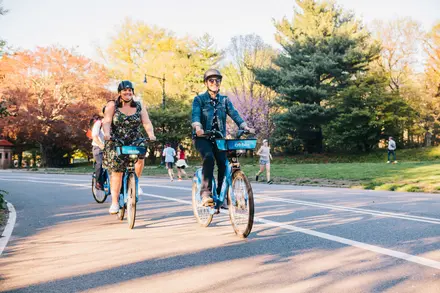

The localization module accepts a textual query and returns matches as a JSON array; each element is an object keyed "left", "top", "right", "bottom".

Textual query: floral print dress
[{"left": 103, "top": 102, "right": 144, "bottom": 173}]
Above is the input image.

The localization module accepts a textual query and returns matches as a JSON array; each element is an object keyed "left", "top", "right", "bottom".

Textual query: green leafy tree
[
  {"left": 101, "top": 19, "right": 221, "bottom": 105},
  {"left": 0, "top": 0, "right": 9, "bottom": 58},
  {"left": 0, "top": 101, "right": 9, "bottom": 118},
  {"left": 323, "top": 73, "right": 415, "bottom": 151},
  {"left": 146, "top": 99, "right": 191, "bottom": 164},
  {"left": 254, "top": 0, "right": 380, "bottom": 153}
]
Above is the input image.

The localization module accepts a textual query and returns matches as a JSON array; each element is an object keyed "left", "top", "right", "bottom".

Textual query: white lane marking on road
[
  {"left": 260, "top": 196, "right": 440, "bottom": 224},
  {"left": 142, "top": 183, "right": 192, "bottom": 191},
  {"left": 140, "top": 192, "right": 440, "bottom": 270},
  {"left": 255, "top": 217, "right": 440, "bottom": 270},
  {"left": 4, "top": 178, "right": 440, "bottom": 225},
  {"left": 0, "top": 178, "right": 89, "bottom": 188},
  {"left": 0, "top": 201, "right": 17, "bottom": 256},
  {"left": 0, "top": 176, "right": 90, "bottom": 182},
  {"left": 142, "top": 193, "right": 191, "bottom": 205},
  {"left": 139, "top": 184, "right": 440, "bottom": 225}
]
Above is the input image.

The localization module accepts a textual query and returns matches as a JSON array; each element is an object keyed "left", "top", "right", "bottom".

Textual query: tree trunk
[
  {"left": 40, "top": 142, "right": 67, "bottom": 167},
  {"left": 148, "top": 145, "right": 157, "bottom": 165},
  {"left": 18, "top": 152, "right": 23, "bottom": 169}
]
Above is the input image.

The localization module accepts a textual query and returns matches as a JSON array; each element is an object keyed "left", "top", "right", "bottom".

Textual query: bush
[{"left": 0, "top": 189, "right": 8, "bottom": 209}]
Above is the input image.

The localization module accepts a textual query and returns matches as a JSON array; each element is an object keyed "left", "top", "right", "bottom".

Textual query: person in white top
[
  {"left": 162, "top": 143, "right": 176, "bottom": 181},
  {"left": 255, "top": 139, "right": 273, "bottom": 184},
  {"left": 91, "top": 114, "right": 105, "bottom": 189},
  {"left": 387, "top": 136, "right": 398, "bottom": 164}
]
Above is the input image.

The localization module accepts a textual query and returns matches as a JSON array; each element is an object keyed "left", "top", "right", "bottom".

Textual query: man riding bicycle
[
  {"left": 91, "top": 113, "right": 105, "bottom": 190},
  {"left": 192, "top": 69, "right": 254, "bottom": 207}
]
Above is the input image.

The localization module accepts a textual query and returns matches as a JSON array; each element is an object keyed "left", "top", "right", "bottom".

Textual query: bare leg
[
  {"left": 177, "top": 168, "right": 181, "bottom": 178},
  {"left": 135, "top": 158, "right": 144, "bottom": 178},
  {"left": 256, "top": 165, "right": 265, "bottom": 177},
  {"left": 167, "top": 167, "right": 174, "bottom": 180},
  {"left": 266, "top": 164, "right": 271, "bottom": 182},
  {"left": 110, "top": 172, "right": 123, "bottom": 205}
]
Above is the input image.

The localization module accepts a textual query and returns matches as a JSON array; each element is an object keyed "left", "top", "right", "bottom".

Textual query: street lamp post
[{"left": 144, "top": 73, "right": 166, "bottom": 109}]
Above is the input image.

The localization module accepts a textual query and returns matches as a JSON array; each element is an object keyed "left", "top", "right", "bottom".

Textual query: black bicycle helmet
[
  {"left": 117, "top": 80, "right": 134, "bottom": 93},
  {"left": 203, "top": 69, "right": 222, "bottom": 82}
]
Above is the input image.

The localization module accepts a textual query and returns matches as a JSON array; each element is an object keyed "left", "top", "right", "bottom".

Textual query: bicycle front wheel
[
  {"left": 127, "top": 173, "right": 137, "bottom": 229},
  {"left": 192, "top": 178, "right": 213, "bottom": 227},
  {"left": 228, "top": 170, "right": 254, "bottom": 238},
  {"left": 92, "top": 175, "right": 107, "bottom": 204}
]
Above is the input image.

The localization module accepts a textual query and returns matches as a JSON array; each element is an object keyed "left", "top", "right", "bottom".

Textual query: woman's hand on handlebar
[
  {"left": 104, "top": 133, "right": 111, "bottom": 141},
  {"left": 149, "top": 135, "right": 156, "bottom": 142},
  {"left": 196, "top": 127, "right": 204, "bottom": 137}
]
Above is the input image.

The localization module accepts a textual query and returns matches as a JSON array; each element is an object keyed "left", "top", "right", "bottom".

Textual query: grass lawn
[{"left": 28, "top": 146, "right": 440, "bottom": 193}]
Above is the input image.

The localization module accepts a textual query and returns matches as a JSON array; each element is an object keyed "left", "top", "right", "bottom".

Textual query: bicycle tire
[
  {"left": 117, "top": 204, "right": 125, "bottom": 221},
  {"left": 228, "top": 170, "right": 254, "bottom": 238},
  {"left": 192, "top": 178, "right": 213, "bottom": 227},
  {"left": 127, "top": 173, "right": 137, "bottom": 229},
  {"left": 92, "top": 175, "right": 107, "bottom": 204}
]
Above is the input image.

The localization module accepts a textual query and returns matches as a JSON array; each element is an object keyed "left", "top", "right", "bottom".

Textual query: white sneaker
[
  {"left": 109, "top": 203, "right": 119, "bottom": 214},
  {"left": 394, "top": 161, "right": 398, "bottom": 164},
  {"left": 387, "top": 161, "right": 390, "bottom": 164}
]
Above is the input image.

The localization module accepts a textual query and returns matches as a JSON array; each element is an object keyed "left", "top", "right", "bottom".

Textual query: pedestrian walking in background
[
  {"left": 162, "top": 143, "right": 176, "bottom": 181},
  {"left": 387, "top": 136, "right": 398, "bottom": 164},
  {"left": 176, "top": 145, "right": 189, "bottom": 181},
  {"left": 255, "top": 139, "right": 273, "bottom": 184}
]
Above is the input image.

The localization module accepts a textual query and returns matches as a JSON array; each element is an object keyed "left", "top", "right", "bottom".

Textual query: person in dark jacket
[{"left": 191, "top": 69, "right": 254, "bottom": 206}]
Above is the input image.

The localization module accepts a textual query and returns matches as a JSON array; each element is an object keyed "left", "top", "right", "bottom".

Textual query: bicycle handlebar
[
  {"left": 110, "top": 137, "right": 149, "bottom": 146},
  {"left": 198, "top": 129, "right": 255, "bottom": 139}
]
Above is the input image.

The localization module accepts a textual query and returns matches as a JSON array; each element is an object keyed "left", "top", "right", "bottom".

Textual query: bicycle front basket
[
  {"left": 215, "top": 139, "right": 257, "bottom": 151},
  {"left": 116, "top": 146, "right": 147, "bottom": 156}
]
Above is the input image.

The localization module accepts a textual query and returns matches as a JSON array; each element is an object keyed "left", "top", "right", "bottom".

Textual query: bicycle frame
[
  {"left": 92, "top": 165, "right": 111, "bottom": 203},
  {"left": 116, "top": 146, "right": 144, "bottom": 208},
  {"left": 118, "top": 168, "right": 139, "bottom": 208},
  {"left": 194, "top": 159, "right": 233, "bottom": 211}
]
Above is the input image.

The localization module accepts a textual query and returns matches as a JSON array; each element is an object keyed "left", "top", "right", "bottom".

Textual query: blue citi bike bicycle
[
  {"left": 192, "top": 130, "right": 257, "bottom": 238},
  {"left": 112, "top": 137, "right": 149, "bottom": 229},
  {"left": 92, "top": 164, "right": 110, "bottom": 203}
]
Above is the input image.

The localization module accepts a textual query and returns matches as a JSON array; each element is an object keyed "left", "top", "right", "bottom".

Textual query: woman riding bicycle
[
  {"left": 191, "top": 69, "right": 254, "bottom": 207},
  {"left": 102, "top": 80, "right": 156, "bottom": 214}
]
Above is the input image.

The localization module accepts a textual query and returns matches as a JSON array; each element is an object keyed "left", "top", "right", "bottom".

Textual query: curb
[{"left": 0, "top": 201, "right": 16, "bottom": 256}]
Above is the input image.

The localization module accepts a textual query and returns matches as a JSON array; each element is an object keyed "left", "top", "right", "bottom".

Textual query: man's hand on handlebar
[
  {"left": 244, "top": 126, "right": 255, "bottom": 134},
  {"left": 149, "top": 135, "right": 157, "bottom": 141}
]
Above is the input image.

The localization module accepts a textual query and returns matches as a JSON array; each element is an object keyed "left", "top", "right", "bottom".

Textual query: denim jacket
[{"left": 191, "top": 91, "right": 247, "bottom": 137}]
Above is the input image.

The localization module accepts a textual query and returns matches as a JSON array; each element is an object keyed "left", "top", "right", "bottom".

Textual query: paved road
[{"left": 0, "top": 170, "right": 439, "bottom": 293}]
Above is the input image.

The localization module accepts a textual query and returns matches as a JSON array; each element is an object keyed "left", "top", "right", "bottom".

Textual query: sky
[{"left": 0, "top": 0, "right": 439, "bottom": 61}]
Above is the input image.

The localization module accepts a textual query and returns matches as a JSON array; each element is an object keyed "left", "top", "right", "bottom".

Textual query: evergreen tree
[{"left": 254, "top": 0, "right": 379, "bottom": 153}]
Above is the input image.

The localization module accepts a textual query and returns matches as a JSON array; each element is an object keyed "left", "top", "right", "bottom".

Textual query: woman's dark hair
[
  {"left": 115, "top": 96, "right": 137, "bottom": 108},
  {"left": 89, "top": 118, "right": 96, "bottom": 129}
]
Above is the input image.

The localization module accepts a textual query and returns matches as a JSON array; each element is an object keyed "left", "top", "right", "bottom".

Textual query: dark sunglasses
[{"left": 208, "top": 78, "right": 222, "bottom": 84}]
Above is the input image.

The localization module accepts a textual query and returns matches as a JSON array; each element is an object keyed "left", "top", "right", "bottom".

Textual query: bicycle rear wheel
[
  {"left": 92, "top": 174, "right": 107, "bottom": 203},
  {"left": 127, "top": 173, "right": 137, "bottom": 229},
  {"left": 192, "top": 178, "right": 213, "bottom": 227},
  {"left": 228, "top": 170, "right": 254, "bottom": 238}
]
